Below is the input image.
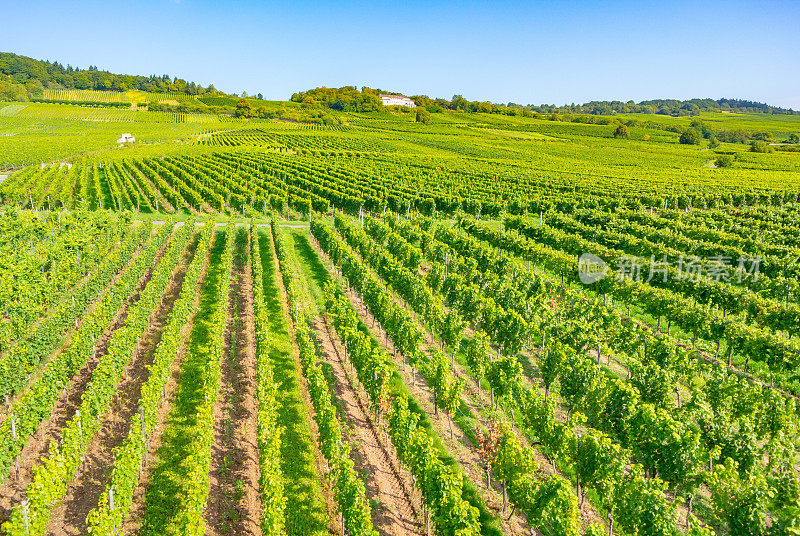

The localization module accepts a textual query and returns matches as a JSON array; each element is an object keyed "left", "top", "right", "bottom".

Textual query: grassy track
[
  {"left": 289, "top": 229, "right": 329, "bottom": 312},
  {"left": 255, "top": 229, "right": 329, "bottom": 536}
]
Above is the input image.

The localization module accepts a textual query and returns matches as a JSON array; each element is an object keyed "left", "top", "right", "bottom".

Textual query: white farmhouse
[
  {"left": 117, "top": 133, "right": 136, "bottom": 144},
  {"left": 379, "top": 94, "right": 416, "bottom": 108}
]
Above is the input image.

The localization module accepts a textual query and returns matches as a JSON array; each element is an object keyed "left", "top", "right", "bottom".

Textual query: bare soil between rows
[
  {"left": 45, "top": 231, "right": 200, "bottom": 536},
  {"left": 120, "top": 229, "right": 216, "bottom": 535},
  {"left": 313, "top": 314, "right": 424, "bottom": 536},
  {"left": 205, "top": 231, "right": 262, "bottom": 536},
  {"left": 0, "top": 230, "right": 170, "bottom": 528}
]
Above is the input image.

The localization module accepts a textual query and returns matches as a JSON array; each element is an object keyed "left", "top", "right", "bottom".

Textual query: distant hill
[
  {"left": 0, "top": 51, "right": 219, "bottom": 99},
  {"left": 292, "top": 86, "right": 797, "bottom": 118},
  {"left": 525, "top": 97, "right": 798, "bottom": 116},
  {"left": 1, "top": 51, "right": 795, "bottom": 118}
]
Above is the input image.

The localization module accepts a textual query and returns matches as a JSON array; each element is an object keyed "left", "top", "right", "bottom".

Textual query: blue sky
[{"left": 2, "top": 0, "right": 799, "bottom": 108}]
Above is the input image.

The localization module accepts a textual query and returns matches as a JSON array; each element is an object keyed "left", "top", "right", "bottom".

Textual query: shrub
[
  {"left": 613, "top": 124, "right": 630, "bottom": 139},
  {"left": 752, "top": 130, "right": 774, "bottom": 142},
  {"left": 715, "top": 155, "right": 734, "bottom": 168},
  {"left": 750, "top": 140, "right": 774, "bottom": 153},
  {"left": 680, "top": 128, "right": 701, "bottom": 145}
]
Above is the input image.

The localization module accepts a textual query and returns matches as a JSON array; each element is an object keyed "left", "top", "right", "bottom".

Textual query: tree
[
  {"left": 73, "top": 71, "right": 91, "bottom": 89},
  {"left": 0, "top": 80, "right": 27, "bottom": 101},
  {"left": 613, "top": 124, "right": 630, "bottom": 139},
  {"left": 751, "top": 130, "right": 774, "bottom": 142},
  {"left": 715, "top": 155, "right": 734, "bottom": 168},
  {"left": 789, "top": 133, "right": 799, "bottom": 144},
  {"left": 415, "top": 108, "right": 431, "bottom": 124},
  {"left": 235, "top": 98, "right": 253, "bottom": 118},
  {"left": 750, "top": 140, "right": 774, "bottom": 153},
  {"left": 679, "top": 128, "right": 701, "bottom": 145},
  {"left": 451, "top": 94, "right": 468, "bottom": 111}
]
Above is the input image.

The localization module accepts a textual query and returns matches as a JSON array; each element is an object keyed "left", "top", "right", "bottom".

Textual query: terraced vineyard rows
[
  {"left": 1, "top": 199, "right": 799, "bottom": 536},
  {"left": 2, "top": 94, "right": 800, "bottom": 536}
]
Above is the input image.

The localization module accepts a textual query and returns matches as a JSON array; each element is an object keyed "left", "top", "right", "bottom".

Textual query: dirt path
[
  {"left": 205, "top": 231, "right": 262, "bottom": 536},
  {"left": 0, "top": 230, "right": 170, "bottom": 528},
  {"left": 43, "top": 231, "right": 199, "bottom": 536},
  {"left": 314, "top": 314, "right": 424, "bottom": 536}
]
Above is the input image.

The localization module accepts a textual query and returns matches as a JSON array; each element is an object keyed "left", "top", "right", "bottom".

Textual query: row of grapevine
[
  {"left": 271, "top": 224, "right": 377, "bottom": 536},
  {"left": 249, "top": 225, "right": 286, "bottom": 534},
  {"left": 556, "top": 207, "right": 800, "bottom": 284},
  {"left": 525, "top": 210, "right": 800, "bottom": 323},
  {"left": 311, "top": 219, "right": 485, "bottom": 536},
  {"left": 383, "top": 213, "right": 711, "bottom": 534},
  {"left": 85, "top": 221, "right": 214, "bottom": 534},
  {"left": 171, "top": 224, "right": 235, "bottom": 535},
  {"left": 2, "top": 222, "right": 191, "bottom": 535},
  {"left": 615, "top": 207, "right": 800, "bottom": 274},
  {"left": 5, "top": 131, "right": 800, "bottom": 218},
  {"left": 477, "top": 216, "right": 800, "bottom": 386},
  {"left": 322, "top": 284, "right": 481, "bottom": 536},
  {"left": 406, "top": 213, "right": 797, "bottom": 533},
  {"left": 134, "top": 159, "right": 185, "bottom": 212},
  {"left": 0, "top": 221, "right": 156, "bottom": 479},
  {"left": 121, "top": 160, "right": 160, "bottom": 210},
  {"left": 347, "top": 212, "right": 660, "bottom": 536},
  {"left": 0, "top": 209, "right": 124, "bottom": 356}
]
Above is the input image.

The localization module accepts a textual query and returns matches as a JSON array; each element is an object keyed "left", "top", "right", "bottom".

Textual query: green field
[{"left": 1, "top": 97, "right": 800, "bottom": 536}]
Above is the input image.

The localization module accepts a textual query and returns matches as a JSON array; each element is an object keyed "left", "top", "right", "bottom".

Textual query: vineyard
[{"left": 0, "top": 98, "right": 799, "bottom": 536}]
